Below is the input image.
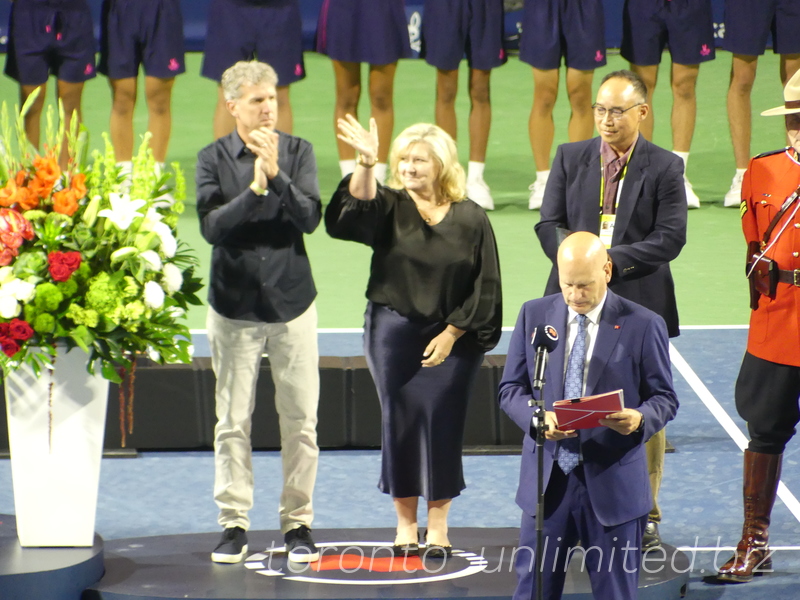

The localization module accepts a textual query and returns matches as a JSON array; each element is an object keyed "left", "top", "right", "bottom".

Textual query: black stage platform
[
  {"left": 0, "top": 515, "right": 104, "bottom": 600},
  {"left": 84, "top": 528, "right": 689, "bottom": 600}
]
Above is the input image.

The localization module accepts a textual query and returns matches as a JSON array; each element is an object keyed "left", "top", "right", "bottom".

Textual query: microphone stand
[{"left": 530, "top": 347, "right": 549, "bottom": 600}]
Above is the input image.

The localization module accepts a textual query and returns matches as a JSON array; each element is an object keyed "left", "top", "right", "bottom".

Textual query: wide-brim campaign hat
[{"left": 762, "top": 69, "right": 800, "bottom": 116}]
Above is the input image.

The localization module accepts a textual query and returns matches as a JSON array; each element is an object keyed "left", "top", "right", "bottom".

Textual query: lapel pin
[{"left": 614, "top": 325, "right": 620, "bottom": 329}]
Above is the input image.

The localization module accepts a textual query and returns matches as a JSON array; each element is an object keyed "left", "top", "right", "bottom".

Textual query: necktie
[{"left": 556, "top": 314, "right": 587, "bottom": 474}]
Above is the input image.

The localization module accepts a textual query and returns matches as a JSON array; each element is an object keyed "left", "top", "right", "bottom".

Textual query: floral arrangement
[{"left": 0, "top": 95, "right": 203, "bottom": 444}]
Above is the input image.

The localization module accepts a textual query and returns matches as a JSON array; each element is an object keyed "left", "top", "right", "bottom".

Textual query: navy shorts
[
  {"left": 98, "top": 0, "right": 186, "bottom": 80},
  {"left": 315, "top": 0, "right": 412, "bottom": 65},
  {"left": 621, "top": 0, "right": 715, "bottom": 66},
  {"left": 723, "top": 0, "right": 800, "bottom": 56},
  {"left": 201, "top": 0, "right": 305, "bottom": 86},
  {"left": 421, "top": 0, "right": 507, "bottom": 71},
  {"left": 4, "top": 0, "right": 96, "bottom": 86},
  {"left": 519, "top": 0, "right": 606, "bottom": 71}
]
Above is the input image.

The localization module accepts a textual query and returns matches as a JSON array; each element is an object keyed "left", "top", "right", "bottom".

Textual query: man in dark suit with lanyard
[
  {"left": 535, "top": 69, "right": 687, "bottom": 550},
  {"left": 500, "top": 231, "right": 679, "bottom": 599}
]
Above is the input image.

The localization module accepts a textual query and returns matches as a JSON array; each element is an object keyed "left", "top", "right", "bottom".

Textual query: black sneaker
[
  {"left": 211, "top": 526, "right": 248, "bottom": 563},
  {"left": 285, "top": 525, "right": 320, "bottom": 563}
]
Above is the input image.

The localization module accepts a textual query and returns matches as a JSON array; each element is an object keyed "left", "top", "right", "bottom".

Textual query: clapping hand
[
  {"left": 248, "top": 127, "right": 280, "bottom": 183},
  {"left": 337, "top": 114, "right": 378, "bottom": 165}
]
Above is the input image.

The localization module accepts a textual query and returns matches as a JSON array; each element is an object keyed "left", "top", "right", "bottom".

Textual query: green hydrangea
[
  {"left": 66, "top": 304, "right": 99, "bottom": 328},
  {"left": 34, "top": 283, "right": 64, "bottom": 312},
  {"left": 57, "top": 278, "right": 79, "bottom": 299},
  {"left": 85, "top": 273, "right": 119, "bottom": 315},
  {"left": 72, "top": 262, "right": 91, "bottom": 285},
  {"left": 122, "top": 276, "right": 139, "bottom": 299},
  {"left": 32, "top": 313, "right": 56, "bottom": 334},
  {"left": 122, "top": 301, "right": 145, "bottom": 321}
]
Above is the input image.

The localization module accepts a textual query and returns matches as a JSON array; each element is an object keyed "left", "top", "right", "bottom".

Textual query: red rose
[
  {"left": 47, "top": 251, "right": 82, "bottom": 282},
  {"left": 8, "top": 319, "right": 33, "bottom": 341},
  {"left": 1, "top": 338, "right": 20, "bottom": 357},
  {"left": 0, "top": 323, "right": 9, "bottom": 337}
]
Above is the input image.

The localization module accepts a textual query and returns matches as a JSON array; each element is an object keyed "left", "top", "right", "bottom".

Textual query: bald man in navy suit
[{"left": 499, "top": 232, "right": 679, "bottom": 600}]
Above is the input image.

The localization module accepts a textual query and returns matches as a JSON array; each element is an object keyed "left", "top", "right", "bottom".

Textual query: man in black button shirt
[{"left": 196, "top": 60, "right": 322, "bottom": 564}]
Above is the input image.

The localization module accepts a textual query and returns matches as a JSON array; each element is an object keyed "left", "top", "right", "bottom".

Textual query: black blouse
[{"left": 325, "top": 176, "right": 502, "bottom": 352}]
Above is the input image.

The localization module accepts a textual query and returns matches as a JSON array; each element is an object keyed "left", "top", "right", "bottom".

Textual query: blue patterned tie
[{"left": 556, "top": 314, "right": 587, "bottom": 474}]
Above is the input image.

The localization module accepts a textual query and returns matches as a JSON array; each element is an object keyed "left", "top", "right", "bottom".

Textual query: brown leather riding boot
[{"left": 717, "top": 450, "right": 782, "bottom": 583}]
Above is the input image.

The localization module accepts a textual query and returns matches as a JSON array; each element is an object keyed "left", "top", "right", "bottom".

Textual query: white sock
[
  {"left": 536, "top": 169, "right": 550, "bottom": 182},
  {"left": 736, "top": 168, "right": 746, "bottom": 177},
  {"left": 339, "top": 159, "right": 356, "bottom": 177},
  {"left": 117, "top": 160, "right": 133, "bottom": 177},
  {"left": 155, "top": 162, "right": 166, "bottom": 176},
  {"left": 467, "top": 161, "right": 485, "bottom": 182},
  {"left": 672, "top": 151, "right": 689, "bottom": 167},
  {"left": 374, "top": 162, "right": 388, "bottom": 185}
]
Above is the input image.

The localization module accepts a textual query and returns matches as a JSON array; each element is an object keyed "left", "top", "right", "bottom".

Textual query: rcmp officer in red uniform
[{"left": 717, "top": 69, "right": 800, "bottom": 584}]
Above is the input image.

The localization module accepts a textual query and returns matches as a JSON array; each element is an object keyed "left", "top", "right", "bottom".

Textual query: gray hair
[{"left": 221, "top": 61, "right": 279, "bottom": 102}]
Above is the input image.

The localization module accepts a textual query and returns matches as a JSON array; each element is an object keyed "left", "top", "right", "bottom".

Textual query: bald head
[{"left": 557, "top": 232, "right": 612, "bottom": 314}]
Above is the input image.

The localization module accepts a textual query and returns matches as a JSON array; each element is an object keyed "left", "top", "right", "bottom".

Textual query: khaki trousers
[
  {"left": 207, "top": 303, "right": 320, "bottom": 533},
  {"left": 646, "top": 427, "right": 665, "bottom": 523}
]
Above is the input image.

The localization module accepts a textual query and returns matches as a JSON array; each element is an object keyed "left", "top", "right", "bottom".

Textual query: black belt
[{"left": 777, "top": 269, "right": 800, "bottom": 286}]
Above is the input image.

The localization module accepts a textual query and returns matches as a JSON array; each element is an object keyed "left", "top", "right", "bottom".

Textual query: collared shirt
[
  {"left": 600, "top": 135, "right": 638, "bottom": 214},
  {"left": 196, "top": 130, "right": 322, "bottom": 323},
  {"left": 564, "top": 292, "right": 607, "bottom": 397}
]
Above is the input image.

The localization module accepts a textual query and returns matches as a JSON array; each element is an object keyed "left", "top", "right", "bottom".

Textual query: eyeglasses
[{"left": 592, "top": 103, "right": 643, "bottom": 120}]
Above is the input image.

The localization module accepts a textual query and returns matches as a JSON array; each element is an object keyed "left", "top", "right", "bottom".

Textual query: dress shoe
[{"left": 642, "top": 521, "right": 662, "bottom": 550}]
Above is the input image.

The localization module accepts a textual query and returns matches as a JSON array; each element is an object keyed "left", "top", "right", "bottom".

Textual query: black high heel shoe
[{"left": 423, "top": 529, "right": 452, "bottom": 559}]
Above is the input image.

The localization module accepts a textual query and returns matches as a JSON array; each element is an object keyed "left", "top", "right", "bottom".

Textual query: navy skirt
[{"left": 364, "top": 302, "right": 484, "bottom": 501}]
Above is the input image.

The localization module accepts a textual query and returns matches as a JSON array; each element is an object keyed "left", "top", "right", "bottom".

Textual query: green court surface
[{"left": 1, "top": 51, "right": 790, "bottom": 331}]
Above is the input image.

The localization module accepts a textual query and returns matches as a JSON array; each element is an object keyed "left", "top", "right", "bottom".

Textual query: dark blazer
[
  {"left": 498, "top": 291, "right": 679, "bottom": 527},
  {"left": 534, "top": 136, "right": 687, "bottom": 337}
]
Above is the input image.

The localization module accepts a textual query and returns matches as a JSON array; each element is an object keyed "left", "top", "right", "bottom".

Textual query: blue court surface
[{"left": 2, "top": 327, "right": 800, "bottom": 598}]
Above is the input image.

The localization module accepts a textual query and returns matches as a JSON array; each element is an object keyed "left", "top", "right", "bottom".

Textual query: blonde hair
[
  {"left": 221, "top": 61, "right": 279, "bottom": 102},
  {"left": 386, "top": 123, "right": 466, "bottom": 203}
]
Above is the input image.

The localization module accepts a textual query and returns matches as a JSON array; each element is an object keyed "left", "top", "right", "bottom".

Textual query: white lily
[{"left": 98, "top": 192, "right": 147, "bottom": 231}]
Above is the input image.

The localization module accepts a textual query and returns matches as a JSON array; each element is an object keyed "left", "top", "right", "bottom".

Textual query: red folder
[{"left": 553, "top": 389, "right": 624, "bottom": 430}]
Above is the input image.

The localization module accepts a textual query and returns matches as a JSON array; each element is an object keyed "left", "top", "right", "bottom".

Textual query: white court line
[{"left": 669, "top": 342, "right": 800, "bottom": 525}]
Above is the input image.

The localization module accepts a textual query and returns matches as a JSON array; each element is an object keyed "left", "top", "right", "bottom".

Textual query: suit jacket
[
  {"left": 534, "top": 137, "right": 687, "bottom": 337},
  {"left": 498, "top": 291, "right": 679, "bottom": 527}
]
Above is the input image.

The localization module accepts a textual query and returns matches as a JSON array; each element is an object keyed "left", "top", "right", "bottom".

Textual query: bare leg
[
  {"left": 435, "top": 68, "right": 459, "bottom": 141},
  {"left": 109, "top": 77, "right": 138, "bottom": 162},
  {"left": 779, "top": 54, "right": 800, "bottom": 86},
  {"left": 56, "top": 79, "right": 85, "bottom": 168},
  {"left": 670, "top": 63, "right": 700, "bottom": 153},
  {"left": 213, "top": 85, "right": 235, "bottom": 140},
  {"left": 276, "top": 85, "right": 292, "bottom": 134},
  {"left": 727, "top": 54, "right": 758, "bottom": 170},
  {"left": 565, "top": 68, "right": 595, "bottom": 142},
  {"left": 393, "top": 497, "right": 419, "bottom": 545},
  {"left": 368, "top": 63, "right": 398, "bottom": 164},
  {"left": 529, "top": 67, "right": 559, "bottom": 171},
  {"left": 332, "top": 60, "right": 362, "bottom": 160},
  {"left": 629, "top": 63, "right": 659, "bottom": 141},
  {"left": 20, "top": 83, "right": 47, "bottom": 150},
  {"left": 426, "top": 499, "right": 452, "bottom": 547},
  {"left": 144, "top": 75, "right": 175, "bottom": 163},
  {"left": 468, "top": 68, "right": 492, "bottom": 163}
]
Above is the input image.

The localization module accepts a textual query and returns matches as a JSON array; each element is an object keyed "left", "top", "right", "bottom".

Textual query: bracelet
[
  {"left": 357, "top": 155, "right": 377, "bottom": 168},
  {"left": 250, "top": 182, "right": 268, "bottom": 196}
]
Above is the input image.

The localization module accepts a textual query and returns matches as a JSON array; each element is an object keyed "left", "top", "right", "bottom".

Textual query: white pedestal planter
[{"left": 4, "top": 347, "right": 109, "bottom": 547}]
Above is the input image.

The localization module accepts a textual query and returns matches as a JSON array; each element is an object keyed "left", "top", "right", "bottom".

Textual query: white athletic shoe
[
  {"left": 467, "top": 179, "right": 494, "bottom": 210},
  {"left": 528, "top": 178, "right": 546, "bottom": 210},
  {"left": 723, "top": 172, "right": 744, "bottom": 207},
  {"left": 684, "top": 177, "right": 700, "bottom": 209}
]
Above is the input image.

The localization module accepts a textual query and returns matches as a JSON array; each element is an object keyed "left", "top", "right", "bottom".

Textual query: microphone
[{"left": 531, "top": 324, "right": 559, "bottom": 391}]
